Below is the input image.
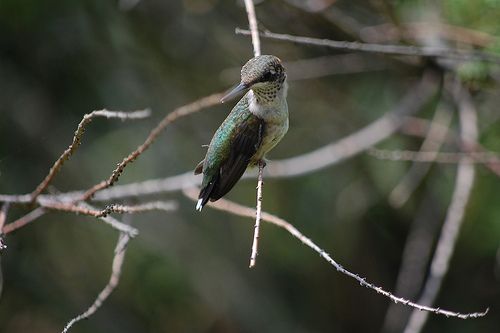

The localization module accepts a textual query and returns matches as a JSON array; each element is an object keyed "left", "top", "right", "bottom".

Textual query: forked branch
[
  {"left": 40, "top": 200, "right": 177, "bottom": 218},
  {"left": 79, "top": 93, "right": 222, "bottom": 201},
  {"left": 30, "top": 109, "right": 151, "bottom": 202}
]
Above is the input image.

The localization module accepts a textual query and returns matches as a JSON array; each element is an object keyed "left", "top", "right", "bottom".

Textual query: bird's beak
[{"left": 221, "top": 82, "right": 249, "bottom": 103}]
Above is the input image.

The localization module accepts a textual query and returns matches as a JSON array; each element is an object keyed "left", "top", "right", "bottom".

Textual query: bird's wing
[
  {"left": 198, "top": 98, "right": 265, "bottom": 207},
  {"left": 210, "top": 114, "right": 264, "bottom": 200}
]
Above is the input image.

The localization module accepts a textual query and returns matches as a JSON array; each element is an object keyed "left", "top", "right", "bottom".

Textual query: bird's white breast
[{"left": 248, "top": 86, "right": 289, "bottom": 162}]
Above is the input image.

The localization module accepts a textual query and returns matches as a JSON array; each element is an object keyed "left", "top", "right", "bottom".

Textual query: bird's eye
[{"left": 261, "top": 71, "right": 272, "bottom": 82}]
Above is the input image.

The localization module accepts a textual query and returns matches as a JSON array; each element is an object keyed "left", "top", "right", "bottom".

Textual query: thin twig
[
  {"left": 40, "top": 200, "right": 177, "bottom": 218},
  {"left": 30, "top": 109, "right": 151, "bottom": 202},
  {"left": 243, "top": 0, "right": 261, "bottom": 57},
  {"left": 79, "top": 93, "right": 222, "bottom": 201},
  {"left": 235, "top": 29, "right": 500, "bottom": 65},
  {"left": 99, "top": 201, "right": 178, "bottom": 215},
  {"left": 62, "top": 232, "right": 131, "bottom": 333},
  {"left": 403, "top": 81, "right": 480, "bottom": 333},
  {"left": 2, "top": 208, "right": 46, "bottom": 235},
  {"left": 368, "top": 149, "right": 500, "bottom": 164},
  {"left": 360, "top": 22, "right": 497, "bottom": 47},
  {"left": 77, "top": 202, "right": 139, "bottom": 237},
  {"left": 183, "top": 187, "right": 488, "bottom": 319},
  {"left": 249, "top": 161, "right": 264, "bottom": 268}
]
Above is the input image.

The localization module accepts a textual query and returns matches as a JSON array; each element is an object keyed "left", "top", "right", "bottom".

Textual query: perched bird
[{"left": 195, "top": 55, "right": 289, "bottom": 211}]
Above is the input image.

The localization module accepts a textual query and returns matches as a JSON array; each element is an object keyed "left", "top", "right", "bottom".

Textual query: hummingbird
[{"left": 194, "top": 55, "right": 289, "bottom": 211}]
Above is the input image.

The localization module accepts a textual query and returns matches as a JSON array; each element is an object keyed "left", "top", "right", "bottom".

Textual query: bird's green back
[{"left": 201, "top": 93, "right": 256, "bottom": 187}]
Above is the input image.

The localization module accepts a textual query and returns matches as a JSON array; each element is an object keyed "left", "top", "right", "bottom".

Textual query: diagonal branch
[
  {"left": 30, "top": 109, "right": 151, "bottom": 202},
  {"left": 235, "top": 29, "right": 500, "bottom": 65},
  {"left": 79, "top": 93, "right": 223, "bottom": 201},
  {"left": 2, "top": 207, "right": 47, "bottom": 235},
  {"left": 183, "top": 188, "right": 488, "bottom": 319},
  {"left": 62, "top": 232, "right": 131, "bottom": 333}
]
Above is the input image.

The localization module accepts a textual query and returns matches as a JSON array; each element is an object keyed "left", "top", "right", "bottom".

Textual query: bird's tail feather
[{"left": 196, "top": 175, "right": 219, "bottom": 211}]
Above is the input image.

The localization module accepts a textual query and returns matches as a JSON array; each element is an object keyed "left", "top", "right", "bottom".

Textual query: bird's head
[{"left": 221, "top": 55, "right": 286, "bottom": 103}]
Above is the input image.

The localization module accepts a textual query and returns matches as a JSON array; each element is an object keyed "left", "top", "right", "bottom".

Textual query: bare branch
[
  {"left": 235, "top": 29, "right": 500, "bottom": 65},
  {"left": 40, "top": 202, "right": 110, "bottom": 216},
  {"left": 77, "top": 202, "right": 139, "bottom": 237},
  {"left": 99, "top": 201, "right": 178, "bottom": 215},
  {"left": 360, "top": 22, "right": 498, "bottom": 47},
  {"left": 2, "top": 202, "right": 137, "bottom": 237},
  {"left": 40, "top": 200, "right": 177, "bottom": 218},
  {"left": 368, "top": 149, "right": 500, "bottom": 164},
  {"left": 249, "top": 161, "right": 264, "bottom": 268},
  {"left": 243, "top": 0, "right": 261, "bottom": 57},
  {"left": 2, "top": 208, "right": 46, "bottom": 235},
  {"left": 403, "top": 81, "right": 480, "bottom": 333},
  {"left": 183, "top": 187, "right": 488, "bottom": 319},
  {"left": 389, "top": 104, "right": 453, "bottom": 207},
  {"left": 62, "top": 232, "right": 131, "bottom": 333},
  {"left": 0, "top": 194, "right": 32, "bottom": 204},
  {"left": 30, "top": 109, "right": 151, "bottom": 202},
  {"left": 79, "top": 93, "right": 222, "bottom": 201}
]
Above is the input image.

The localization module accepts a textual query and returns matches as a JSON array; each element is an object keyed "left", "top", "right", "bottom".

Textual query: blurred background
[{"left": 1, "top": 0, "right": 500, "bottom": 332}]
